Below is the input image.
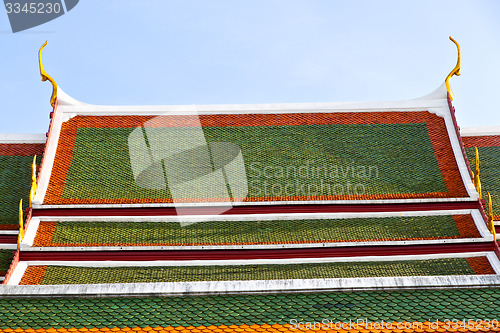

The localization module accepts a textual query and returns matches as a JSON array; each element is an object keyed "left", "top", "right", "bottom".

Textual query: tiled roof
[
  {"left": 463, "top": 135, "right": 500, "bottom": 220},
  {"left": 18, "top": 257, "right": 495, "bottom": 285},
  {"left": 0, "top": 144, "right": 43, "bottom": 229},
  {"left": 42, "top": 111, "right": 468, "bottom": 205},
  {"left": 31, "top": 214, "right": 482, "bottom": 248},
  {"left": 0, "top": 288, "right": 499, "bottom": 332},
  {"left": 3, "top": 86, "right": 492, "bottom": 333},
  {"left": 0, "top": 250, "right": 13, "bottom": 275}
]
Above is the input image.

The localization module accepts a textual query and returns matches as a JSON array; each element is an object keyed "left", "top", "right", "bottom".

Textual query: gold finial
[
  {"left": 472, "top": 147, "right": 482, "bottom": 199},
  {"left": 487, "top": 192, "right": 496, "bottom": 238},
  {"left": 445, "top": 36, "right": 461, "bottom": 101},
  {"left": 29, "top": 155, "right": 37, "bottom": 207},
  {"left": 39, "top": 41, "right": 57, "bottom": 107},
  {"left": 17, "top": 199, "right": 24, "bottom": 250}
]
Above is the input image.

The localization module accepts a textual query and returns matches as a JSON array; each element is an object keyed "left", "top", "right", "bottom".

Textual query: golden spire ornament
[
  {"left": 487, "top": 192, "right": 496, "bottom": 238},
  {"left": 471, "top": 147, "right": 482, "bottom": 199},
  {"left": 29, "top": 155, "right": 37, "bottom": 207},
  {"left": 17, "top": 199, "right": 24, "bottom": 250},
  {"left": 39, "top": 41, "right": 58, "bottom": 107},
  {"left": 445, "top": 36, "right": 461, "bottom": 101}
]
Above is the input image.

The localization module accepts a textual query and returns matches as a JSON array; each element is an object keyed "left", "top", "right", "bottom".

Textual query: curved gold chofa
[
  {"left": 445, "top": 36, "right": 461, "bottom": 101},
  {"left": 487, "top": 192, "right": 496, "bottom": 238},
  {"left": 38, "top": 41, "right": 58, "bottom": 107},
  {"left": 29, "top": 155, "right": 37, "bottom": 207},
  {"left": 472, "top": 147, "right": 482, "bottom": 199},
  {"left": 17, "top": 199, "right": 24, "bottom": 250}
]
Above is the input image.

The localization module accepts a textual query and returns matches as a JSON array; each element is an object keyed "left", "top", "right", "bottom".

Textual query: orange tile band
[
  {"left": 32, "top": 221, "right": 56, "bottom": 247},
  {"left": 19, "top": 265, "right": 47, "bottom": 285},
  {"left": 453, "top": 214, "right": 482, "bottom": 239},
  {"left": 0, "top": 143, "right": 45, "bottom": 156},
  {"left": 462, "top": 135, "right": 500, "bottom": 148},
  {"left": 466, "top": 256, "right": 496, "bottom": 274},
  {"left": 0, "top": 321, "right": 499, "bottom": 333},
  {"left": 0, "top": 225, "right": 19, "bottom": 230}
]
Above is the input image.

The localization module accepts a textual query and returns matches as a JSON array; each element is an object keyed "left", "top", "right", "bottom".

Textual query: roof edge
[
  {"left": 0, "top": 134, "right": 46, "bottom": 144},
  {"left": 54, "top": 83, "right": 449, "bottom": 114},
  {"left": 461, "top": 127, "right": 500, "bottom": 137},
  {"left": 57, "top": 86, "right": 88, "bottom": 106}
]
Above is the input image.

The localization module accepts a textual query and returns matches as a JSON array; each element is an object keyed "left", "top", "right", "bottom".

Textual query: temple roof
[{"left": 1, "top": 39, "right": 498, "bottom": 333}]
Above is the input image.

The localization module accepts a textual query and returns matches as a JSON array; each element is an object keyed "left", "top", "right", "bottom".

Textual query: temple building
[{"left": 0, "top": 39, "right": 499, "bottom": 333}]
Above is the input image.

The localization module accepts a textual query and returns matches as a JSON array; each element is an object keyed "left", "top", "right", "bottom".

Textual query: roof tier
[
  {"left": 17, "top": 255, "right": 497, "bottom": 285},
  {"left": 33, "top": 84, "right": 476, "bottom": 209}
]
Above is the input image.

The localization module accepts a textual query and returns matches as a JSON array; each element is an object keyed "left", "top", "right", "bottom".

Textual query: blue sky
[{"left": 1, "top": 0, "right": 500, "bottom": 133}]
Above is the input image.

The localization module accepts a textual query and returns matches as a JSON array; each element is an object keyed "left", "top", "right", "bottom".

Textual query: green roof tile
[
  {"left": 0, "top": 155, "right": 41, "bottom": 226},
  {"left": 0, "top": 249, "right": 13, "bottom": 273},
  {"left": 6, "top": 293, "right": 479, "bottom": 331}
]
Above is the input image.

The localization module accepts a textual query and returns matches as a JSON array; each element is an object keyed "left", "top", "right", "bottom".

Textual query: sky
[{"left": 1, "top": 0, "right": 500, "bottom": 134}]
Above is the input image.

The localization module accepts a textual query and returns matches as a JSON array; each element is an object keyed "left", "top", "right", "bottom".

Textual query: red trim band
[
  {"left": 19, "top": 242, "right": 494, "bottom": 261},
  {"left": 32, "top": 201, "right": 483, "bottom": 218}
]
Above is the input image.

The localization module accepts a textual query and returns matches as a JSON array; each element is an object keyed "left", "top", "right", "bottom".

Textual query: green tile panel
[
  {"left": 62, "top": 123, "right": 447, "bottom": 201},
  {"left": 31, "top": 257, "right": 483, "bottom": 285},
  {"left": 0, "top": 288, "right": 498, "bottom": 329},
  {"left": 0, "top": 249, "right": 13, "bottom": 273},
  {"left": 44, "top": 215, "right": 472, "bottom": 247},
  {"left": 0, "top": 156, "right": 41, "bottom": 226}
]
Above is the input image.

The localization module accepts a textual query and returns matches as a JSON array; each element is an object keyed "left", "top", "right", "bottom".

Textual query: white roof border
[
  {"left": 22, "top": 237, "right": 492, "bottom": 252},
  {"left": 33, "top": 197, "right": 477, "bottom": 209},
  {"left": 27, "top": 208, "right": 483, "bottom": 221},
  {"left": 461, "top": 127, "right": 500, "bottom": 137}
]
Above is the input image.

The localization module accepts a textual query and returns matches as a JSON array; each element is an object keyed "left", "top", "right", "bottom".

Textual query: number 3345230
[{"left": 5, "top": 2, "right": 62, "bottom": 14}]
